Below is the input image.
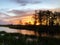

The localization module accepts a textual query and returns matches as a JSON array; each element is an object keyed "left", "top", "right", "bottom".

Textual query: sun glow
[
  {"left": 3, "top": 15, "right": 35, "bottom": 25},
  {"left": 3, "top": 15, "right": 50, "bottom": 25},
  {"left": 21, "top": 15, "right": 34, "bottom": 25}
]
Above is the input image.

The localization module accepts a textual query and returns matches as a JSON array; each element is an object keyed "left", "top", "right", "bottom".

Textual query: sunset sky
[{"left": 0, "top": 0, "right": 60, "bottom": 24}]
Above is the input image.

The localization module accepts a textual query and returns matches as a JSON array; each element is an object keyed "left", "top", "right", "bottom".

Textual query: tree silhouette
[
  {"left": 37, "top": 10, "right": 43, "bottom": 25},
  {"left": 33, "top": 10, "right": 38, "bottom": 25}
]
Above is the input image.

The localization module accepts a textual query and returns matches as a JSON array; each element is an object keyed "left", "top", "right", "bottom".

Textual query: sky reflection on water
[
  {"left": 0, "top": 27, "right": 39, "bottom": 36},
  {"left": 0, "top": 27, "right": 18, "bottom": 33}
]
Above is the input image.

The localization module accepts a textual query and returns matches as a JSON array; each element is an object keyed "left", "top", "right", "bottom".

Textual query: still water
[
  {"left": 0, "top": 27, "right": 39, "bottom": 36},
  {"left": 0, "top": 27, "right": 18, "bottom": 33}
]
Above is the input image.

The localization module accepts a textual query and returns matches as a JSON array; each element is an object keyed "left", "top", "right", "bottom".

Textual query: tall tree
[
  {"left": 38, "top": 10, "right": 43, "bottom": 25},
  {"left": 33, "top": 10, "right": 38, "bottom": 25}
]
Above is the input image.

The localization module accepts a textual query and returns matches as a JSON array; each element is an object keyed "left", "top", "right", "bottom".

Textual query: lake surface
[
  {"left": 0, "top": 27, "right": 18, "bottom": 33},
  {"left": 0, "top": 27, "right": 39, "bottom": 36}
]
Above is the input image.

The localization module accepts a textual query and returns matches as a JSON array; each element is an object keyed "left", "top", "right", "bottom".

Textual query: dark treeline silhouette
[
  {"left": 32, "top": 10, "right": 60, "bottom": 36},
  {"left": 33, "top": 10, "right": 60, "bottom": 26}
]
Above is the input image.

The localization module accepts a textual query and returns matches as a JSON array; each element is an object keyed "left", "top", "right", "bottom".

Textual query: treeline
[{"left": 33, "top": 10, "right": 60, "bottom": 26}]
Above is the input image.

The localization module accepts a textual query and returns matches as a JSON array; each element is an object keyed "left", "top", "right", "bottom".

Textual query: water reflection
[
  {"left": 0, "top": 27, "right": 18, "bottom": 33},
  {"left": 17, "top": 30, "right": 39, "bottom": 36},
  {"left": 0, "top": 27, "right": 39, "bottom": 36}
]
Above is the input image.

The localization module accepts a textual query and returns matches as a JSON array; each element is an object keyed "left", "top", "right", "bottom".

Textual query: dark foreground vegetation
[{"left": 0, "top": 31, "right": 60, "bottom": 45}]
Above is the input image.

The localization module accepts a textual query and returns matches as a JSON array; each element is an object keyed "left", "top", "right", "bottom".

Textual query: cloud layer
[
  {"left": 0, "top": 12, "right": 9, "bottom": 18},
  {"left": 0, "top": 20, "right": 10, "bottom": 25},
  {"left": 8, "top": 9, "right": 35, "bottom": 16},
  {"left": 11, "top": 0, "right": 41, "bottom": 6}
]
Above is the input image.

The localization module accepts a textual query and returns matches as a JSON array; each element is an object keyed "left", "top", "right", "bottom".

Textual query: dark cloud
[
  {"left": 7, "top": 10, "right": 34, "bottom": 16},
  {"left": 8, "top": 10, "right": 27, "bottom": 15},
  {"left": 0, "top": 12, "right": 9, "bottom": 17},
  {"left": 11, "top": 0, "right": 41, "bottom": 6}
]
